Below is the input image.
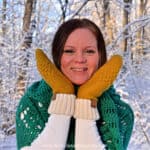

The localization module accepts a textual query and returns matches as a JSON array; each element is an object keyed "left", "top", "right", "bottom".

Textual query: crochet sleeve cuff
[
  {"left": 74, "top": 99, "right": 100, "bottom": 120},
  {"left": 48, "top": 94, "right": 76, "bottom": 116}
]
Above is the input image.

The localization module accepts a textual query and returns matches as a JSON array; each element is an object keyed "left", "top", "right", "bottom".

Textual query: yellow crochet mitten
[
  {"left": 74, "top": 55, "right": 123, "bottom": 120},
  {"left": 36, "top": 49, "right": 74, "bottom": 94},
  {"left": 36, "top": 49, "right": 75, "bottom": 116}
]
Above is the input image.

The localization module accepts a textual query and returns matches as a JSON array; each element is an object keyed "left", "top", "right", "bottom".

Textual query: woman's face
[{"left": 60, "top": 28, "right": 100, "bottom": 85}]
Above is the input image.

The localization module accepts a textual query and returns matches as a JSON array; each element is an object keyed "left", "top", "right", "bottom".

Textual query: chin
[{"left": 72, "top": 79, "right": 88, "bottom": 85}]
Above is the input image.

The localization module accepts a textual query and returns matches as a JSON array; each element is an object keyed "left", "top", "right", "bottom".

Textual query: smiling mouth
[{"left": 71, "top": 67, "right": 88, "bottom": 72}]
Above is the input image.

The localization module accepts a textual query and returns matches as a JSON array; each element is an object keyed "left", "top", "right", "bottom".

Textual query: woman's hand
[
  {"left": 36, "top": 49, "right": 75, "bottom": 116},
  {"left": 74, "top": 55, "right": 123, "bottom": 120},
  {"left": 77, "top": 55, "right": 123, "bottom": 107},
  {"left": 36, "top": 48, "right": 74, "bottom": 94}
]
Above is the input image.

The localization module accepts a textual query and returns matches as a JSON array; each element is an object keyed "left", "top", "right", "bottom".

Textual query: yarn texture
[
  {"left": 77, "top": 55, "right": 122, "bottom": 102},
  {"left": 16, "top": 80, "right": 134, "bottom": 150},
  {"left": 36, "top": 49, "right": 74, "bottom": 94}
]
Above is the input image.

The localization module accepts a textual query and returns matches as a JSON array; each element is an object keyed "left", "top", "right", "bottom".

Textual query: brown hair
[{"left": 52, "top": 18, "right": 107, "bottom": 69}]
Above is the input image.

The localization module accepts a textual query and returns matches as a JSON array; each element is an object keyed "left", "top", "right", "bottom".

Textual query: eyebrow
[
  {"left": 85, "top": 46, "right": 97, "bottom": 49},
  {"left": 64, "top": 45, "right": 97, "bottom": 49},
  {"left": 64, "top": 45, "right": 74, "bottom": 48}
]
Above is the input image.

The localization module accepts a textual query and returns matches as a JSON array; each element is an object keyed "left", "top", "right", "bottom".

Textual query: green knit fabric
[{"left": 16, "top": 80, "right": 134, "bottom": 150}]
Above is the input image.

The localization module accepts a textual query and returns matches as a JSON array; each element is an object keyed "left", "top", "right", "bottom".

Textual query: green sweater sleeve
[
  {"left": 108, "top": 86, "right": 134, "bottom": 149},
  {"left": 16, "top": 80, "right": 53, "bottom": 150},
  {"left": 96, "top": 86, "right": 134, "bottom": 150}
]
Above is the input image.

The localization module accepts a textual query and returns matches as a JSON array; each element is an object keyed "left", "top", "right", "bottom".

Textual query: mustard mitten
[
  {"left": 36, "top": 49, "right": 75, "bottom": 116},
  {"left": 36, "top": 49, "right": 74, "bottom": 94},
  {"left": 74, "top": 55, "right": 123, "bottom": 120}
]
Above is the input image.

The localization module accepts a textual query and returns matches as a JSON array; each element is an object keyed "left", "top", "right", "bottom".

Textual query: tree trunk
[
  {"left": 103, "top": 0, "right": 113, "bottom": 45},
  {"left": 1, "top": 0, "right": 7, "bottom": 46},
  {"left": 17, "top": 0, "right": 36, "bottom": 97},
  {"left": 0, "top": 0, "right": 7, "bottom": 97},
  {"left": 58, "top": 0, "right": 68, "bottom": 23},
  {"left": 122, "top": 0, "right": 132, "bottom": 52},
  {"left": 22, "top": 0, "right": 36, "bottom": 47},
  {"left": 136, "top": 0, "right": 147, "bottom": 55}
]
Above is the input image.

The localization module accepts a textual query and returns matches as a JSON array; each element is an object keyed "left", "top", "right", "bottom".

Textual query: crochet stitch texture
[{"left": 16, "top": 80, "right": 134, "bottom": 150}]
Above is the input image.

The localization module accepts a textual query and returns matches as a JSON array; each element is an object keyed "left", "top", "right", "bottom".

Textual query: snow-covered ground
[{"left": 0, "top": 134, "right": 16, "bottom": 150}]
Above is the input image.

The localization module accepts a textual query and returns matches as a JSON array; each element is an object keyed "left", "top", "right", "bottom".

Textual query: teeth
[{"left": 71, "top": 68, "right": 87, "bottom": 71}]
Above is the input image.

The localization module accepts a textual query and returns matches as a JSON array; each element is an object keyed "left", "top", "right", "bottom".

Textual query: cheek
[
  {"left": 60, "top": 56, "right": 71, "bottom": 73},
  {"left": 88, "top": 57, "right": 99, "bottom": 75}
]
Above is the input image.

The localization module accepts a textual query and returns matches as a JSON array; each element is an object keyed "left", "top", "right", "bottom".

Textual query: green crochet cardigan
[{"left": 16, "top": 80, "right": 134, "bottom": 150}]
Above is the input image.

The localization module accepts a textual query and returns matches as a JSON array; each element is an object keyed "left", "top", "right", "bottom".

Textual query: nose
[{"left": 75, "top": 51, "right": 87, "bottom": 63}]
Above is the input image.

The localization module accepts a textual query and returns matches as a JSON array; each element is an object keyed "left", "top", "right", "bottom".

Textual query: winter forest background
[{"left": 0, "top": 0, "right": 150, "bottom": 149}]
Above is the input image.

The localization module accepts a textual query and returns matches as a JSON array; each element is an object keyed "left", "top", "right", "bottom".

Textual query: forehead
[{"left": 65, "top": 28, "right": 97, "bottom": 46}]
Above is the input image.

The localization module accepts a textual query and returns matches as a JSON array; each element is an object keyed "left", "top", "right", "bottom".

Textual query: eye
[
  {"left": 85, "top": 49, "right": 96, "bottom": 54},
  {"left": 63, "top": 49, "right": 75, "bottom": 54}
]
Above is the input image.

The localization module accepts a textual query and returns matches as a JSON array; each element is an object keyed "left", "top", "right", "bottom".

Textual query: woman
[{"left": 16, "top": 18, "right": 134, "bottom": 150}]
